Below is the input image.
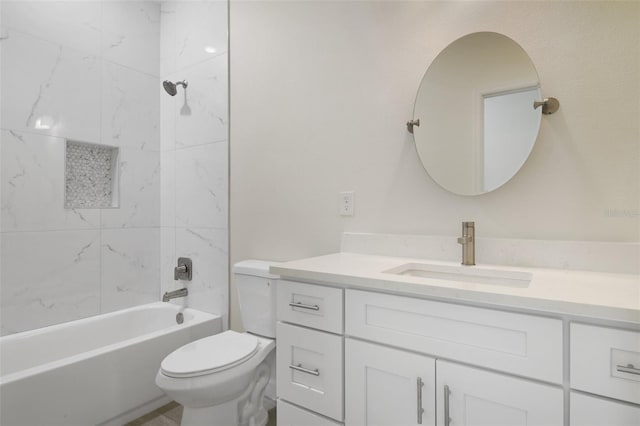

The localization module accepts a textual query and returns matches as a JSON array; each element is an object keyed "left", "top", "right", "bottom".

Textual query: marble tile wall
[
  {"left": 0, "top": 1, "right": 161, "bottom": 335},
  {"left": 159, "top": 1, "right": 229, "bottom": 328}
]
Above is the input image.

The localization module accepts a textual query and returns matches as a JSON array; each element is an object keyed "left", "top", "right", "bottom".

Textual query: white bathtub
[{"left": 0, "top": 302, "right": 221, "bottom": 426}]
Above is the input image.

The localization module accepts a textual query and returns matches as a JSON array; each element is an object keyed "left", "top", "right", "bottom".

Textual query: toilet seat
[{"left": 161, "top": 331, "right": 259, "bottom": 378}]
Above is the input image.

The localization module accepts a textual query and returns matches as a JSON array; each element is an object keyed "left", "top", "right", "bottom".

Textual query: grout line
[
  {"left": 227, "top": 0, "right": 232, "bottom": 332},
  {"left": 174, "top": 139, "right": 228, "bottom": 151},
  {"left": 4, "top": 27, "right": 161, "bottom": 79},
  {"left": 0, "top": 225, "right": 229, "bottom": 235},
  {"left": 0, "top": 127, "right": 163, "bottom": 153},
  {"left": 167, "top": 51, "right": 229, "bottom": 76}
]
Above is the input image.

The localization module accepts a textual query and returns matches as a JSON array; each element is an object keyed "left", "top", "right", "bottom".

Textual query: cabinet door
[
  {"left": 436, "top": 361, "right": 563, "bottom": 426},
  {"left": 346, "top": 338, "right": 436, "bottom": 426}
]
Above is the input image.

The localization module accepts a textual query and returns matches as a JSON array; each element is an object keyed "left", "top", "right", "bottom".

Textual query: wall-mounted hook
[
  {"left": 407, "top": 119, "right": 420, "bottom": 134},
  {"left": 533, "top": 97, "right": 560, "bottom": 115}
]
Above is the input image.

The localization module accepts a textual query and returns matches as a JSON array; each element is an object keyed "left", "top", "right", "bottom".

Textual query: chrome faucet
[
  {"left": 162, "top": 288, "right": 188, "bottom": 302},
  {"left": 457, "top": 221, "right": 475, "bottom": 266},
  {"left": 174, "top": 257, "right": 192, "bottom": 281}
]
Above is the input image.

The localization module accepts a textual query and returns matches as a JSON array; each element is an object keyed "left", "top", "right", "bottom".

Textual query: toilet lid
[{"left": 160, "top": 331, "right": 259, "bottom": 378}]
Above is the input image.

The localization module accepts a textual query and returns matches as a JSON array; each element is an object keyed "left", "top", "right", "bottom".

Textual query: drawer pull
[
  {"left": 417, "top": 377, "right": 424, "bottom": 424},
  {"left": 289, "top": 301, "right": 320, "bottom": 311},
  {"left": 444, "top": 385, "right": 451, "bottom": 426},
  {"left": 289, "top": 363, "right": 320, "bottom": 376},
  {"left": 616, "top": 364, "right": 640, "bottom": 375}
]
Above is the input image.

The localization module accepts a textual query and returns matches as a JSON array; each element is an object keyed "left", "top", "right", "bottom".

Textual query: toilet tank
[{"left": 234, "top": 260, "right": 279, "bottom": 338}]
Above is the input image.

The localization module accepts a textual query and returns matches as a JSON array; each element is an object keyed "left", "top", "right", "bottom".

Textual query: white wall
[
  {"left": 159, "top": 1, "right": 229, "bottom": 327},
  {"left": 0, "top": 1, "right": 161, "bottom": 334},
  {"left": 229, "top": 1, "right": 639, "bottom": 330}
]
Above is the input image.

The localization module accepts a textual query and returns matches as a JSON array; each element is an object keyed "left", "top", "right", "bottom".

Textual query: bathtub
[{"left": 0, "top": 302, "right": 221, "bottom": 426}]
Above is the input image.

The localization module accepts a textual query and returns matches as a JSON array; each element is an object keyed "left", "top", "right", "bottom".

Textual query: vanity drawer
[
  {"left": 277, "top": 280, "right": 343, "bottom": 333},
  {"left": 570, "top": 392, "right": 640, "bottom": 426},
  {"left": 277, "top": 400, "right": 342, "bottom": 426},
  {"left": 570, "top": 323, "right": 640, "bottom": 404},
  {"left": 345, "top": 289, "right": 563, "bottom": 383},
  {"left": 276, "top": 322, "right": 343, "bottom": 421}
]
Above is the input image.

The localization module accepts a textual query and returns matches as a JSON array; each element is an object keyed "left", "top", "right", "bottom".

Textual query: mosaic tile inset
[{"left": 65, "top": 141, "right": 118, "bottom": 209}]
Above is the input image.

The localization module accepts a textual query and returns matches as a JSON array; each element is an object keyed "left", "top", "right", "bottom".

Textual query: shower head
[{"left": 162, "top": 80, "right": 188, "bottom": 96}]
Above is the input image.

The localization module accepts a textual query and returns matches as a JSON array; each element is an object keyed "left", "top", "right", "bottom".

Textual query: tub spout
[{"left": 162, "top": 288, "right": 188, "bottom": 302}]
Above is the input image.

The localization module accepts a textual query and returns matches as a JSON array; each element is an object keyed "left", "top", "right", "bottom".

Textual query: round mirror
[{"left": 413, "top": 32, "right": 542, "bottom": 196}]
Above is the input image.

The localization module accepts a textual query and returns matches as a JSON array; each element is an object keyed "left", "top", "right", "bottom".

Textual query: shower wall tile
[
  {"left": 159, "top": 2, "right": 229, "bottom": 323},
  {"left": 160, "top": 151, "right": 176, "bottom": 227},
  {"left": 176, "top": 227, "right": 228, "bottom": 326},
  {"left": 0, "top": 30, "right": 101, "bottom": 142},
  {"left": 0, "top": 0, "right": 165, "bottom": 336},
  {"left": 101, "top": 61, "right": 160, "bottom": 151},
  {"left": 0, "top": 130, "right": 100, "bottom": 232},
  {"left": 175, "top": 1, "right": 228, "bottom": 72},
  {"left": 175, "top": 141, "right": 228, "bottom": 229},
  {"left": 160, "top": 227, "right": 177, "bottom": 298},
  {"left": 160, "top": 80, "right": 176, "bottom": 151},
  {"left": 1, "top": 1, "right": 102, "bottom": 55},
  {"left": 175, "top": 54, "right": 228, "bottom": 147},
  {"left": 100, "top": 228, "right": 160, "bottom": 313},
  {"left": 0, "top": 230, "right": 101, "bottom": 335},
  {"left": 159, "top": 2, "right": 177, "bottom": 77},
  {"left": 101, "top": 148, "right": 160, "bottom": 229},
  {"left": 101, "top": 1, "right": 160, "bottom": 76}
]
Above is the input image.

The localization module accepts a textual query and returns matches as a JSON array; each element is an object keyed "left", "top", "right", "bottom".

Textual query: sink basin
[{"left": 383, "top": 263, "right": 532, "bottom": 287}]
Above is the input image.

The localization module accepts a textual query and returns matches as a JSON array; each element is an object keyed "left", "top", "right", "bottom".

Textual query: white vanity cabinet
[
  {"left": 569, "top": 392, "right": 640, "bottom": 426},
  {"left": 345, "top": 289, "right": 563, "bottom": 384},
  {"left": 277, "top": 400, "right": 342, "bottom": 426},
  {"left": 569, "top": 323, "right": 640, "bottom": 426},
  {"left": 275, "top": 278, "right": 639, "bottom": 426},
  {"left": 435, "top": 361, "right": 562, "bottom": 426},
  {"left": 276, "top": 280, "right": 345, "bottom": 425},
  {"left": 345, "top": 339, "right": 436, "bottom": 426},
  {"left": 344, "top": 290, "right": 563, "bottom": 426},
  {"left": 570, "top": 323, "right": 640, "bottom": 405},
  {"left": 344, "top": 342, "right": 562, "bottom": 426}
]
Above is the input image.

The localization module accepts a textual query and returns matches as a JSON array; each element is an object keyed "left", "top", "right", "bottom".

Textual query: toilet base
[{"left": 180, "top": 362, "right": 272, "bottom": 426}]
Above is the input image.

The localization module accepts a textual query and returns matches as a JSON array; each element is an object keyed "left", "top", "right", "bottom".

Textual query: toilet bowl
[
  {"left": 156, "top": 260, "right": 278, "bottom": 426},
  {"left": 156, "top": 331, "right": 275, "bottom": 426}
]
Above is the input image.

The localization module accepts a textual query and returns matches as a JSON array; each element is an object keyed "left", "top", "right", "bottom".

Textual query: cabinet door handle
[
  {"left": 288, "top": 302, "right": 320, "bottom": 311},
  {"left": 617, "top": 364, "right": 640, "bottom": 375},
  {"left": 417, "top": 377, "right": 424, "bottom": 424},
  {"left": 289, "top": 363, "right": 320, "bottom": 376},
  {"left": 444, "top": 385, "right": 451, "bottom": 426}
]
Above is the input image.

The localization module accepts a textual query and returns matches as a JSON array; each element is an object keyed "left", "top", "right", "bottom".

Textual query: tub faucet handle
[{"left": 174, "top": 257, "right": 192, "bottom": 281}]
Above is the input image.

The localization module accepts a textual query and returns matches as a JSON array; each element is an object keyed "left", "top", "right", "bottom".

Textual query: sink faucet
[
  {"left": 457, "top": 221, "right": 475, "bottom": 266},
  {"left": 163, "top": 288, "right": 188, "bottom": 302}
]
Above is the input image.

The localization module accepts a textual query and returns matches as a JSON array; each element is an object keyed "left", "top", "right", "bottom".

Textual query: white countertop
[{"left": 271, "top": 252, "right": 640, "bottom": 324}]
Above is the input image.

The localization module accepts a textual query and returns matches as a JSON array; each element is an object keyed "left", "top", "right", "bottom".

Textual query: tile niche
[{"left": 64, "top": 140, "right": 119, "bottom": 209}]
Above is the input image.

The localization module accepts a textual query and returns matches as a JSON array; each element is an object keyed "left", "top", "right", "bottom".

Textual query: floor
[
  {"left": 125, "top": 402, "right": 183, "bottom": 426},
  {"left": 126, "top": 402, "right": 277, "bottom": 426}
]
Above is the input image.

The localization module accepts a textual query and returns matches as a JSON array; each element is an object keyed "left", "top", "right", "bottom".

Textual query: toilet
[{"left": 156, "top": 260, "right": 278, "bottom": 426}]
